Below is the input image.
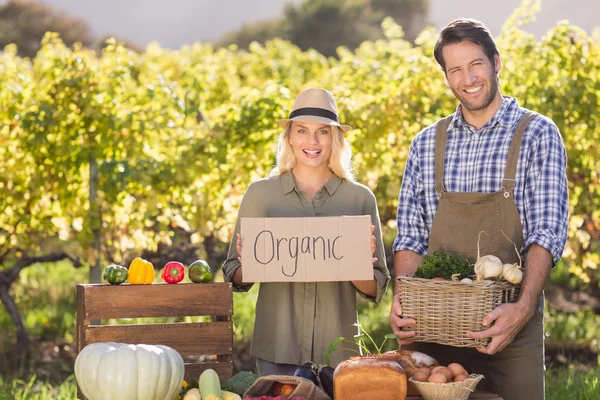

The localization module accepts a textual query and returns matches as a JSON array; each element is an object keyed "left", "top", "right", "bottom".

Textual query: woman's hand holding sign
[
  {"left": 350, "top": 224, "right": 379, "bottom": 297},
  {"left": 371, "top": 224, "right": 378, "bottom": 264},
  {"left": 232, "top": 233, "right": 245, "bottom": 285}
]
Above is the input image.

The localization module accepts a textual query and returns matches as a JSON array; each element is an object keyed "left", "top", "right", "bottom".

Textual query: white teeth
[
  {"left": 465, "top": 85, "right": 483, "bottom": 93},
  {"left": 304, "top": 150, "right": 320, "bottom": 155}
]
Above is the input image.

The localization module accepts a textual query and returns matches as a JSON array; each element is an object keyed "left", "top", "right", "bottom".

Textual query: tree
[
  {"left": 216, "top": 0, "right": 429, "bottom": 57},
  {"left": 0, "top": 0, "right": 94, "bottom": 58}
]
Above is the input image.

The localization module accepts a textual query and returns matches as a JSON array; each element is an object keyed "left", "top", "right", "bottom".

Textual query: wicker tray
[
  {"left": 398, "top": 277, "right": 520, "bottom": 347},
  {"left": 409, "top": 374, "right": 484, "bottom": 400}
]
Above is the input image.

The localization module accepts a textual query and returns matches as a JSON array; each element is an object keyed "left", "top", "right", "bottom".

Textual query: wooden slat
[
  {"left": 78, "top": 283, "right": 232, "bottom": 319},
  {"left": 76, "top": 285, "right": 86, "bottom": 354},
  {"left": 184, "top": 361, "right": 233, "bottom": 382},
  {"left": 84, "top": 322, "right": 232, "bottom": 356}
]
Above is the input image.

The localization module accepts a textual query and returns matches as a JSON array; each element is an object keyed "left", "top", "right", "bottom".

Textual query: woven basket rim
[{"left": 398, "top": 276, "right": 518, "bottom": 289}]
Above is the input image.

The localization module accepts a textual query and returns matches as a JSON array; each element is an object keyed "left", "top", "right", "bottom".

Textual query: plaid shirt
[{"left": 393, "top": 97, "right": 569, "bottom": 263}]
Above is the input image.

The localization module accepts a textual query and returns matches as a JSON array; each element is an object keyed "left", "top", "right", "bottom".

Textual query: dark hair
[{"left": 433, "top": 19, "right": 500, "bottom": 73}]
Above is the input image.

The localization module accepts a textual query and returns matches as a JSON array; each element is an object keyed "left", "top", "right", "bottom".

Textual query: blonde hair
[{"left": 270, "top": 122, "right": 355, "bottom": 181}]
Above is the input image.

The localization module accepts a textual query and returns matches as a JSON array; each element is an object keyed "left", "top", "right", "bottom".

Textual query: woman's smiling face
[{"left": 288, "top": 121, "right": 333, "bottom": 170}]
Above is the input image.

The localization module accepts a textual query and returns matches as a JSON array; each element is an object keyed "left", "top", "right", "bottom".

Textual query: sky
[{"left": 2, "top": 0, "right": 598, "bottom": 49}]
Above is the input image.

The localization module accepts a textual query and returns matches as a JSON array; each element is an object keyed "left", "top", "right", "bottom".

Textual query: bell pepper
[
  {"left": 103, "top": 264, "right": 128, "bottom": 285},
  {"left": 188, "top": 260, "right": 213, "bottom": 283},
  {"left": 162, "top": 261, "right": 185, "bottom": 284},
  {"left": 127, "top": 257, "right": 155, "bottom": 284}
]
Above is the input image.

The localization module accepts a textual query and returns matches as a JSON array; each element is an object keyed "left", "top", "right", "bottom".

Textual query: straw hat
[{"left": 278, "top": 88, "right": 352, "bottom": 132}]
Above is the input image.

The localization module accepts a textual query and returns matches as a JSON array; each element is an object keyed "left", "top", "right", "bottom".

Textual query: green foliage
[
  {"left": 544, "top": 308, "right": 600, "bottom": 352},
  {"left": 545, "top": 367, "right": 600, "bottom": 400},
  {"left": 414, "top": 251, "right": 473, "bottom": 280},
  {"left": 2, "top": 9, "right": 598, "bottom": 288},
  {"left": 0, "top": 375, "right": 76, "bottom": 400},
  {"left": 0, "top": 260, "right": 86, "bottom": 349}
]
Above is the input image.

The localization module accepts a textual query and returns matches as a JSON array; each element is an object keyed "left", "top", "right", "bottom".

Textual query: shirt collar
[
  {"left": 448, "top": 96, "right": 521, "bottom": 132},
  {"left": 280, "top": 170, "right": 343, "bottom": 195}
]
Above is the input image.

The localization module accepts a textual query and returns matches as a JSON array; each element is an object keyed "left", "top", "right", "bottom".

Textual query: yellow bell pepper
[{"left": 127, "top": 257, "right": 155, "bottom": 284}]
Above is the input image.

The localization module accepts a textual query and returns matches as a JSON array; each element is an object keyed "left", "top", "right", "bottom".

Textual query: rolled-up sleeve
[
  {"left": 222, "top": 183, "right": 262, "bottom": 292},
  {"left": 522, "top": 121, "right": 569, "bottom": 264},
  {"left": 357, "top": 189, "right": 390, "bottom": 304},
  {"left": 393, "top": 140, "right": 429, "bottom": 256}
]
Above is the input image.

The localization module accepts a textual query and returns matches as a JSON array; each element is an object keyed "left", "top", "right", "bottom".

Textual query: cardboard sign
[{"left": 240, "top": 215, "right": 373, "bottom": 282}]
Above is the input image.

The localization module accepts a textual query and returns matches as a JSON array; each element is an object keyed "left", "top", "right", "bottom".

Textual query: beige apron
[{"left": 406, "top": 112, "right": 545, "bottom": 400}]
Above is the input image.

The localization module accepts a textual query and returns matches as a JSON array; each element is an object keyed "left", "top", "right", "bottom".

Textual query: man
[{"left": 389, "top": 19, "right": 568, "bottom": 400}]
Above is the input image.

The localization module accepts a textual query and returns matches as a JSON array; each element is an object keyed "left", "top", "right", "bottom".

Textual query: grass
[
  {"left": 0, "top": 375, "right": 76, "bottom": 400},
  {"left": 545, "top": 366, "right": 600, "bottom": 400}
]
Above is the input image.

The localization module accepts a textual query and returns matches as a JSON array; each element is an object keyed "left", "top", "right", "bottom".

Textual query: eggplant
[
  {"left": 294, "top": 362, "right": 319, "bottom": 386},
  {"left": 318, "top": 366, "right": 335, "bottom": 399}
]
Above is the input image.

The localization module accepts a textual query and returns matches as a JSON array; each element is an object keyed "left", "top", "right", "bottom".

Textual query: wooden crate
[{"left": 76, "top": 282, "right": 233, "bottom": 398}]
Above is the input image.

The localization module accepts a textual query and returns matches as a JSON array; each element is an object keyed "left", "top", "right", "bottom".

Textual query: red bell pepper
[{"left": 161, "top": 261, "right": 185, "bottom": 284}]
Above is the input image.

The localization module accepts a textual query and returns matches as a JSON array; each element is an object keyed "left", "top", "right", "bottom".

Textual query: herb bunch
[{"left": 414, "top": 250, "right": 473, "bottom": 280}]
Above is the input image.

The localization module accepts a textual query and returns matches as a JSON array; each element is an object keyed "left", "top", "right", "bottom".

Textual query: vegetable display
[
  {"left": 103, "top": 264, "right": 128, "bottom": 285},
  {"left": 74, "top": 342, "right": 184, "bottom": 400},
  {"left": 128, "top": 257, "right": 155, "bottom": 284},
  {"left": 162, "top": 261, "right": 185, "bottom": 284}
]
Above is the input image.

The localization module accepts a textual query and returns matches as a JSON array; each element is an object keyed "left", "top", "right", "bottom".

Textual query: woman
[{"left": 222, "top": 87, "right": 389, "bottom": 376}]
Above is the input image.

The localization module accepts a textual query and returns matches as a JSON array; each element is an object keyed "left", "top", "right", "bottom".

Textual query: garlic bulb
[
  {"left": 475, "top": 255, "right": 503, "bottom": 282},
  {"left": 502, "top": 263, "right": 523, "bottom": 284},
  {"left": 475, "top": 230, "right": 503, "bottom": 282}
]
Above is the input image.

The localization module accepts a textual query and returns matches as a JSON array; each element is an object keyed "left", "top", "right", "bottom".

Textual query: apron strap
[
  {"left": 502, "top": 111, "right": 536, "bottom": 197},
  {"left": 434, "top": 115, "right": 454, "bottom": 196}
]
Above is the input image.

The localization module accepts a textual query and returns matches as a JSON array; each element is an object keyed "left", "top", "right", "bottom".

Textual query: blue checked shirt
[{"left": 393, "top": 97, "right": 569, "bottom": 264}]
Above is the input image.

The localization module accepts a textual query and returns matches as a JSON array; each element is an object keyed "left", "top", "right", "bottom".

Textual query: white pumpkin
[{"left": 75, "top": 342, "right": 184, "bottom": 400}]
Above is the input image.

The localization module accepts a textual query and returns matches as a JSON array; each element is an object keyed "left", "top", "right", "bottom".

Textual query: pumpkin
[{"left": 75, "top": 342, "right": 184, "bottom": 400}]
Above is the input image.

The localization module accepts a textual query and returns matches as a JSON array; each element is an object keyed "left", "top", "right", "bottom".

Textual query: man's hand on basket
[
  {"left": 389, "top": 292, "right": 417, "bottom": 345},
  {"left": 467, "top": 302, "right": 532, "bottom": 355}
]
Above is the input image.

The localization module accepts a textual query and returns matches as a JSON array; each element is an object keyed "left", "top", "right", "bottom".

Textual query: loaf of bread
[
  {"left": 381, "top": 350, "right": 439, "bottom": 395},
  {"left": 333, "top": 356, "right": 407, "bottom": 400}
]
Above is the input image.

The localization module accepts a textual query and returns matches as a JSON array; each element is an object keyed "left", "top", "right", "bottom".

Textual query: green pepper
[
  {"left": 103, "top": 264, "right": 129, "bottom": 285},
  {"left": 188, "top": 260, "right": 213, "bottom": 283}
]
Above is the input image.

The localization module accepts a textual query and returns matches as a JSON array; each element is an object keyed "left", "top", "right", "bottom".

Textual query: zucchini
[{"left": 199, "top": 369, "right": 222, "bottom": 400}]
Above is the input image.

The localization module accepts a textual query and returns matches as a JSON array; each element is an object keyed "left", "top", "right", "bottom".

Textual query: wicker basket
[
  {"left": 409, "top": 374, "right": 484, "bottom": 400},
  {"left": 398, "top": 277, "right": 520, "bottom": 347}
]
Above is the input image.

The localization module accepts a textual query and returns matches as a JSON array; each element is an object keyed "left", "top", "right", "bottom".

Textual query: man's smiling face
[{"left": 443, "top": 40, "right": 501, "bottom": 112}]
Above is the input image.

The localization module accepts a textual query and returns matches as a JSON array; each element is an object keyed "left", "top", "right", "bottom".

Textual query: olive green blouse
[{"left": 222, "top": 171, "right": 390, "bottom": 367}]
